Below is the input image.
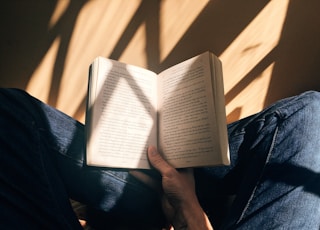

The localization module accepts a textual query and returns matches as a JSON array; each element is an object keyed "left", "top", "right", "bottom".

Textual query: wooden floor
[{"left": 1, "top": 0, "right": 320, "bottom": 123}]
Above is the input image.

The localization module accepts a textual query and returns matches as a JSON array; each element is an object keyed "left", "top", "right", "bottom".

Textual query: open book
[{"left": 85, "top": 51, "right": 230, "bottom": 169}]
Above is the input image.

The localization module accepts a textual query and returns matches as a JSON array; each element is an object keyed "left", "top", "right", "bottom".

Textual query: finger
[{"left": 147, "top": 146, "right": 174, "bottom": 175}]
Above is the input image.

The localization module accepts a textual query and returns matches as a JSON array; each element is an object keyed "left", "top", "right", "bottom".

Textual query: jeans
[{"left": 0, "top": 88, "right": 319, "bottom": 229}]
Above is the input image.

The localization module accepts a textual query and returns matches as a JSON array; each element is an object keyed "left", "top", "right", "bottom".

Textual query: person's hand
[{"left": 147, "top": 146, "right": 213, "bottom": 230}]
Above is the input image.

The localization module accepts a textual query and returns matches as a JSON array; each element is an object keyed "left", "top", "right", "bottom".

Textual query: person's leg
[
  {"left": 195, "top": 91, "right": 320, "bottom": 229},
  {"left": 33, "top": 93, "right": 165, "bottom": 228},
  {"left": 3, "top": 87, "right": 318, "bottom": 229},
  {"left": 0, "top": 88, "right": 82, "bottom": 229},
  {"left": 0, "top": 88, "right": 165, "bottom": 229}
]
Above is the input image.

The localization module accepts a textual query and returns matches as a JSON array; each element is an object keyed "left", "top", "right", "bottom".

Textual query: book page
[
  {"left": 158, "top": 52, "right": 222, "bottom": 168},
  {"left": 87, "top": 58, "right": 157, "bottom": 169}
]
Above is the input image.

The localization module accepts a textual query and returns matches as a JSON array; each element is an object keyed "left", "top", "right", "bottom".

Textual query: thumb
[{"left": 147, "top": 146, "right": 173, "bottom": 175}]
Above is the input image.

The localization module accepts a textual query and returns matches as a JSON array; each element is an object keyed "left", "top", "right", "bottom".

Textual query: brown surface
[{"left": 1, "top": 0, "right": 319, "bottom": 123}]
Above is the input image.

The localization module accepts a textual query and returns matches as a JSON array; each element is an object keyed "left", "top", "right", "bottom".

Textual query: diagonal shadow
[
  {"left": 109, "top": 0, "right": 160, "bottom": 66},
  {"left": 158, "top": 0, "right": 270, "bottom": 73},
  {"left": 225, "top": 46, "right": 279, "bottom": 105},
  {"left": 264, "top": 0, "right": 320, "bottom": 106},
  {"left": 86, "top": 60, "right": 158, "bottom": 161},
  {"left": 0, "top": 1, "right": 88, "bottom": 109},
  {"left": 72, "top": 0, "right": 161, "bottom": 123},
  {"left": 0, "top": 1, "right": 59, "bottom": 89},
  {"left": 46, "top": 0, "right": 88, "bottom": 107},
  {"left": 74, "top": 0, "right": 272, "bottom": 121}
]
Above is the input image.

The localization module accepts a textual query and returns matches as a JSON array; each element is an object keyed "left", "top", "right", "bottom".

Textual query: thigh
[
  {"left": 0, "top": 88, "right": 166, "bottom": 229},
  {"left": 0, "top": 88, "right": 82, "bottom": 229},
  {"left": 195, "top": 91, "right": 320, "bottom": 229},
  {"left": 224, "top": 91, "right": 320, "bottom": 230}
]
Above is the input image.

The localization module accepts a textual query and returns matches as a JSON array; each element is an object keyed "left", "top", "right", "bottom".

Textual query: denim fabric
[
  {"left": 195, "top": 91, "right": 320, "bottom": 229},
  {"left": 0, "top": 88, "right": 319, "bottom": 229},
  {"left": 0, "top": 88, "right": 164, "bottom": 229},
  {"left": 0, "top": 89, "right": 83, "bottom": 229}
]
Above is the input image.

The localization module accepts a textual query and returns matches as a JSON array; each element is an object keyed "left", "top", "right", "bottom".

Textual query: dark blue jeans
[{"left": 0, "top": 88, "right": 319, "bottom": 229}]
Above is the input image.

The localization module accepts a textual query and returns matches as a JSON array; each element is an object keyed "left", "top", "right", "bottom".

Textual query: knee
[
  {"left": 285, "top": 91, "right": 320, "bottom": 167},
  {"left": 294, "top": 91, "right": 320, "bottom": 143},
  {"left": 300, "top": 91, "right": 320, "bottom": 115}
]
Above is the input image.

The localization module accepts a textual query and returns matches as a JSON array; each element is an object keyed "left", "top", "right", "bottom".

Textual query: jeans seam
[{"left": 236, "top": 125, "right": 279, "bottom": 225}]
